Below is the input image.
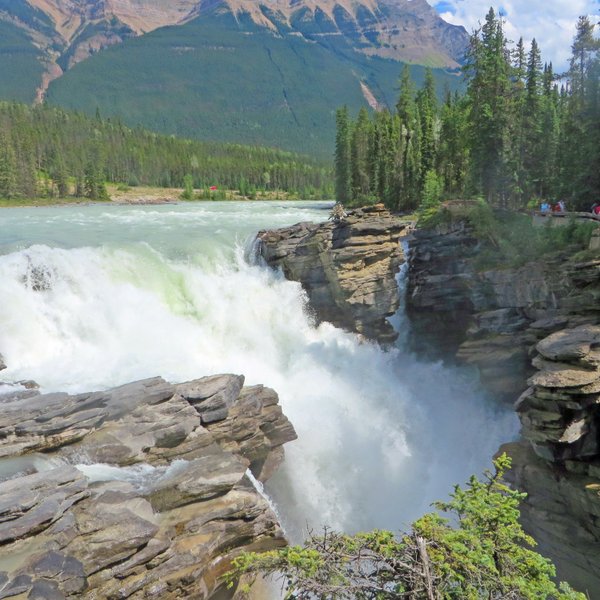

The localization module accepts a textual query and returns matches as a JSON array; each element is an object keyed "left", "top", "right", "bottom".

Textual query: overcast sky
[{"left": 432, "top": 0, "right": 600, "bottom": 71}]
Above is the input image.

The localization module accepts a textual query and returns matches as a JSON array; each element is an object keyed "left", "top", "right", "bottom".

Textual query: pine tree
[
  {"left": 522, "top": 39, "right": 544, "bottom": 199},
  {"left": 334, "top": 106, "right": 351, "bottom": 204},
  {"left": 560, "top": 17, "right": 600, "bottom": 208},
  {"left": 0, "top": 135, "right": 17, "bottom": 199},
  {"left": 464, "top": 8, "right": 513, "bottom": 204},
  {"left": 350, "top": 107, "right": 372, "bottom": 203},
  {"left": 416, "top": 69, "right": 438, "bottom": 182}
]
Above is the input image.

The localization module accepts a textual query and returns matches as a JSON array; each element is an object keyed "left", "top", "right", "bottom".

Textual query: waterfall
[{"left": 0, "top": 203, "right": 518, "bottom": 543}]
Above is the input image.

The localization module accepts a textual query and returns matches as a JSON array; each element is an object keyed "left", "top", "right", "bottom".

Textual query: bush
[
  {"left": 227, "top": 455, "right": 583, "bottom": 599},
  {"left": 180, "top": 174, "right": 194, "bottom": 200}
]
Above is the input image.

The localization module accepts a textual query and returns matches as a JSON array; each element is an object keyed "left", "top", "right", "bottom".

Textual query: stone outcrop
[
  {"left": 257, "top": 204, "right": 409, "bottom": 343},
  {"left": 406, "top": 221, "right": 600, "bottom": 597},
  {"left": 407, "top": 221, "right": 600, "bottom": 400},
  {"left": 498, "top": 324, "right": 600, "bottom": 597},
  {"left": 0, "top": 374, "right": 296, "bottom": 599},
  {"left": 500, "top": 440, "right": 600, "bottom": 596}
]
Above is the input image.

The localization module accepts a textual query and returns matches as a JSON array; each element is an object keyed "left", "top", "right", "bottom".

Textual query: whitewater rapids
[{"left": 0, "top": 202, "right": 516, "bottom": 540}]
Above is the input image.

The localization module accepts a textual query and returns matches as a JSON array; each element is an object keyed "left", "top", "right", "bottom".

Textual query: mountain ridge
[{"left": 1, "top": 0, "right": 468, "bottom": 101}]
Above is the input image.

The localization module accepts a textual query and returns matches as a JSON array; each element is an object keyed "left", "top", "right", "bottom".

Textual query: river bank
[{"left": 0, "top": 185, "right": 330, "bottom": 208}]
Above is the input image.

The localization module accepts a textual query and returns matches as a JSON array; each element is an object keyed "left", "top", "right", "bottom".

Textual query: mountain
[{"left": 0, "top": 0, "right": 468, "bottom": 155}]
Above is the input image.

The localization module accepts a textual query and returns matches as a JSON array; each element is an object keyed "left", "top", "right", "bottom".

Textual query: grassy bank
[
  {"left": 419, "top": 200, "right": 598, "bottom": 268},
  {"left": 0, "top": 184, "right": 332, "bottom": 208}
]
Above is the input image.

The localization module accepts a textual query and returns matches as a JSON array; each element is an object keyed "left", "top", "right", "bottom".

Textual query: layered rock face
[
  {"left": 407, "top": 222, "right": 600, "bottom": 400},
  {"left": 257, "top": 204, "right": 409, "bottom": 343},
  {"left": 407, "top": 221, "right": 600, "bottom": 597},
  {"left": 0, "top": 374, "right": 296, "bottom": 599},
  {"left": 501, "top": 326, "right": 600, "bottom": 595}
]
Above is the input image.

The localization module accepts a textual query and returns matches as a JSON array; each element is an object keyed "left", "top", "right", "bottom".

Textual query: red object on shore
[{"left": 210, "top": 185, "right": 218, "bottom": 191}]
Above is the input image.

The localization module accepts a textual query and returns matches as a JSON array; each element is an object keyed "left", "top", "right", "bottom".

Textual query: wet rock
[
  {"left": 257, "top": 204, "right": 409, "bottom": 343},
  {"left": 177, "top": 374, "right": 245, "bottom": 424},
  {"left": 0, "top": 374, "right": 296, "bottom": 598},
  {"left": 0, "top": 467, "right": 88, "bottom": 544}
]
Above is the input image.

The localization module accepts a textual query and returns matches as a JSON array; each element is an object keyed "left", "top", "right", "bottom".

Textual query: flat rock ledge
[
  {"left": 516, "top": 324, "right": 600, "bottom": 463},
  {"left": 0, "top": 374, "right": 296, "bottom": 599},
  {"left": 257, "top": 204, "right": 409, "bottom": 343}
]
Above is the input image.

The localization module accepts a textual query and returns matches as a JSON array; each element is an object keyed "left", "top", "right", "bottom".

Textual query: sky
[{"left": 432, "top": 0, "right": 600, "bottom": 71}]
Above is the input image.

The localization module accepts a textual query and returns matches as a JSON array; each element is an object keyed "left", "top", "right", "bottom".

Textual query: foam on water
[{"left": 0, "top": 202, "right": 517, "bottom": 540}]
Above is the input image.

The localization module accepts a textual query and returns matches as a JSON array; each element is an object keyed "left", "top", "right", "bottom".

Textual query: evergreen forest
[
  {"left": 335, "top": 10, "right": 600, "bottom": 212},
  {"left": 0, "top": 103, "right": 333, "bottom": 201}
]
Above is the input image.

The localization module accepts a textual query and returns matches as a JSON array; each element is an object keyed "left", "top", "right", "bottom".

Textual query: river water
[{"left": 0, "top": 201, "right": 517, "bottom": 540}]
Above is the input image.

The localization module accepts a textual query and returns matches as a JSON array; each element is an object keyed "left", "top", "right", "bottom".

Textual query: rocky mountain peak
[{"left": 14, "top": 0, "right": 467, "bottom": 69}]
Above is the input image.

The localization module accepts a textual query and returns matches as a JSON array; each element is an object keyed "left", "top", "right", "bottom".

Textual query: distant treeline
[
  {"left": 0, "top": 102, "right": 333, "bottom": 200},
  {"left": 335, "top": 11, "right": 599, "bottom": 212}
]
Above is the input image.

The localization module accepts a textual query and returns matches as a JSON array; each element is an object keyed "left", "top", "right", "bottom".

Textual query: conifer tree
[
  {"left": 416, "top": 69, "right": 438, "bottom": 181},
  {"left": 0, "top": 136, "right": 17, "bottom": 199},
  {"left": 522, "top": 39, "right": 544, "bottom": 198},
  {"left": 334, "top": 106, "right": 351, "bottom": 203},
  {"left": 464, "top": 8, "right": 513, "bottom": 204},
  {"left": 350, "top": 107, "right": 372, "bottom": 202}
]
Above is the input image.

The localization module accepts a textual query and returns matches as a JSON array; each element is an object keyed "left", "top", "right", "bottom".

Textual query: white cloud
[{"left": 434, "top": 0, "right": 600, "bottom": 71}]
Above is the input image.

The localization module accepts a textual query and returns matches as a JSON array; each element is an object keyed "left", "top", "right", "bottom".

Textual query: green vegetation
[
  {"left": 422, "top": 200, "right": 596, "bottom": 269},
  {"left": 335, "top": 10, "right": 599, "bottom": 211},
  {"left": 228, "top": 455, "right": 583, "bottom": 599},
  {"left": 44, "top": 11, "right": 462, "bottom": 158},
  {"left": 0, "top": 20, "right": 45, "bottom": 103},
  {"left": 0, "top": 102, "right": 332, "bottom": 202}
]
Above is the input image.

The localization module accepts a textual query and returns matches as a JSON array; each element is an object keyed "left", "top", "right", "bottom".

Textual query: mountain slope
[
  {"left": 44, "top": 6, "right": 463, "bottom": 156},
  {"left": 0, "top": 0, "right": 467, "bottom": 100},
  {"left": 0, "top": 0, "right": 467, "bottom": 156}
]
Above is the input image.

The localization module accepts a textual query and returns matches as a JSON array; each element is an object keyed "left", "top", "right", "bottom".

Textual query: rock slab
[{"left": 0, "top": 374, "right": 297, "bottom": 599}]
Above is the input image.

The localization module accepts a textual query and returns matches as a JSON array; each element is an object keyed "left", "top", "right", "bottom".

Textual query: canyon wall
[
  {"left": 257, "top": 204, "right": 409, "bottom": 344},
  {"left": 259, "top": 210, "right": 600, "bottom": 597},
  {"left": 406, "top": 221, "right": 600, "bottom": 597}
]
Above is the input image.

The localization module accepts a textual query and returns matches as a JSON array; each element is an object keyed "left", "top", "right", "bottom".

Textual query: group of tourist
[{"left": 540, "top": 200, "right": 567, "bottom": 213}]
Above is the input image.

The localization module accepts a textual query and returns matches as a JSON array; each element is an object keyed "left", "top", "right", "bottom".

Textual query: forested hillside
[
  {"left": 335, "top": 10, "right": 600, "bottom": 212},
  {"left": 0, "top": 103, "right": 332, "bottom": 200},
  {"left": 0, "top": 0, "right": 465, "bottom": 156},
  {"left": 44, "top": 9, "right": 463, "bottom": 157}
]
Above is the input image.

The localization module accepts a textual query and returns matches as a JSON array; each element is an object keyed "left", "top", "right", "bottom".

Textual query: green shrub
[
  {"left": 227, "top": 455, "right": 583, "bottom": 599},
  {"left": 180, "top": 174, "right": 194, "bottom": 200}
]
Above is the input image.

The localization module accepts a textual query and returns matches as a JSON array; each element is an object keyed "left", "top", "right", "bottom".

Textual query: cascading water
[{"left": 0, "top": 202, "right": 517, "bottom": 542}]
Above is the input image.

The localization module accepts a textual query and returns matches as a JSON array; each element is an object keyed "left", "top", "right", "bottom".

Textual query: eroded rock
[
  {"left": 0, "top": 375, "right": 296, "bottom": 598},
  {"left": 257, "top": 204, "right": 409, "bottom": 343}
]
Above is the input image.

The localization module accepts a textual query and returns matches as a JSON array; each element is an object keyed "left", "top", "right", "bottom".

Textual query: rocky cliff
[
  {"left": 407, "top": 221, "right": 600, "bottom": 400},
  {"left": 0, "top": 374, "right": 296, "bottom": 599},
  {"left": 253, "top": 208, "right": 600, "bottom": 595},
  {"left": 257, "top": 204, "right": 409, "bottom": 343},
  {"left": 406, "top": 221, "right": 600, "bottom": 597}
]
